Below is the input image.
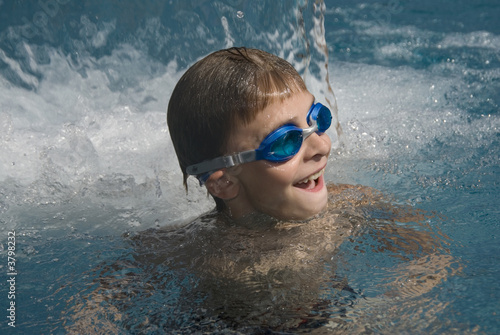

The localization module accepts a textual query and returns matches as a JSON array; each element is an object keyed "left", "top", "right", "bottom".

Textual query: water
[{"left": 0, "top": 0, "right": 498, "bottom": 333}]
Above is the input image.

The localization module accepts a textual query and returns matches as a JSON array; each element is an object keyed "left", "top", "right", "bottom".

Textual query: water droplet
[{"left": 237, "top": 11, "right": 244, "bottom": 19}]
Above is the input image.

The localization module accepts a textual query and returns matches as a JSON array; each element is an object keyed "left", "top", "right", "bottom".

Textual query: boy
[
  {"left": 66, "top": 48, "right": 457, "bottom": 333},
  {"left": 163, "top": 47, "right": 456, "bottom": 331}
]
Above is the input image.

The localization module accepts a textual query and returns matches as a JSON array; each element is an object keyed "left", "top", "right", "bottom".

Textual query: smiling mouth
[{"left": 294, "top": 168, "right": 325, "bottom": 190}]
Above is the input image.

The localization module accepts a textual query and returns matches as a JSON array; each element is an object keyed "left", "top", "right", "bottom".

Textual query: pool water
[{"left": 0, "top": 0, "right": 499, "bottom": 333}]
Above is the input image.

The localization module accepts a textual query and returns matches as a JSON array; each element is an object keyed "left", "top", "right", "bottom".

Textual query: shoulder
[
  {"left": 327, "top": 183, "right": 380, "bottom": 194},
  {"left": 136, "top": 209, "right": 220, "bottom": 238},
  {"left": 127, "top": 210, "right": 223, "bottom": 263},
  {"left": 327, "top": 183, "right": 384, "bottom": 208},
  {"left": 326, "top": 183, "right": 427, "bottom": 223}
]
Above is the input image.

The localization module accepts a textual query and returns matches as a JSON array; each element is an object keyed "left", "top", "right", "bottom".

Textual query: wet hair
[{"left": 167, "top": 47, "right": 307, "bottom": 210}]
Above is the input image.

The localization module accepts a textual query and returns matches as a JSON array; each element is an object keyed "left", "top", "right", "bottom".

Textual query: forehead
[{"left": 226, "top": 91, "right": 315, "bottom": 152}]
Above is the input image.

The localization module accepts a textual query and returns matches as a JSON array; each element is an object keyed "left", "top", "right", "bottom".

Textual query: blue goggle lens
[
  {"left": 308, "top": 103, "right": 332, "bottom": 132},
  {"left": 269, "top": 130, "right": 303, "bottom": 160},
  {"left": 317, "top": 106, "right": 332, "bottom": 132}
]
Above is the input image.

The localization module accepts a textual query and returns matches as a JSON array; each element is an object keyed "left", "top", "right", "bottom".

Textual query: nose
[{"left": 302, "top": 131, "right": 331, "bottom": 161}]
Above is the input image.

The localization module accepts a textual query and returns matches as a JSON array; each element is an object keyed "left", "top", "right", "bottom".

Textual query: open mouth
[{"left": 294, "top": 168, "right": 324, "bottom": 191}]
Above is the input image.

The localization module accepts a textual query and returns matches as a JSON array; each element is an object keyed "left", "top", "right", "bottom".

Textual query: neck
[{"left": 220, "top": 208, "right": 278, "bottom": 230}]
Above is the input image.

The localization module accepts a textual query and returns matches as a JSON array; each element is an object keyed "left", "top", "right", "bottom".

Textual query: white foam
[
  {"left": 440, "top": 31, "right": 500, "bottom": 50},
  {"left": 326, "top": 60, "right": 499, "bottom": 187},
  {"left": 0, "top": 45, "right": 219, "bottom": 226}
]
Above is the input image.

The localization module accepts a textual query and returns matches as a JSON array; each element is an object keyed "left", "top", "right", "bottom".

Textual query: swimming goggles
[{"left": 187, "top": 102, "right": 332, "bottom": 184}]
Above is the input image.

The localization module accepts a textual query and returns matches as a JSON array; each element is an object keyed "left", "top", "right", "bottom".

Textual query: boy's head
[{"left": 168, "top": 47, "right": 331, "bottom": 220}]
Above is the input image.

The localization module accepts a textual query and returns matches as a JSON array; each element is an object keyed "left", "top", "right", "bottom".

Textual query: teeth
[{"left": 297, "top": 169, "right": 324, "bottom": 184}]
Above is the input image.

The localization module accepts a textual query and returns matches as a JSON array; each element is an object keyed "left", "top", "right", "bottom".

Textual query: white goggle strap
[{"left": 186, "top": 150, "right": 257, "bottom": 176}]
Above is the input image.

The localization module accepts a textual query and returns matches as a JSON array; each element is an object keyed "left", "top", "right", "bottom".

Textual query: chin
[
  {"left": 302, "top": 193, "right": 328, "bottom": 219},
  {"left": 295, "top": 187, "right": 328, "bottom": 214},
  {"left": 282, "top": 198, "right": 328, "bottom": 221}
]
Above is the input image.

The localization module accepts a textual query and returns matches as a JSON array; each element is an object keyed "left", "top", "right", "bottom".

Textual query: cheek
[
  {"left": 259, "top": 162, "right": 299, "bottom": 186},
  {"left": 241, "top": 163, "right": 296, "bottom": 195}
]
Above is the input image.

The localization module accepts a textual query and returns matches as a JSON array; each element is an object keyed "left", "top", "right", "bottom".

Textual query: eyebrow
[{"left": 269, "top": 95, "right": 316, "bottom": 131}]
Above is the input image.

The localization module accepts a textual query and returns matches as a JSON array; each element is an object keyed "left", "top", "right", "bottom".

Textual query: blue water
[{"left": 0, "top": 0, "right": 499, "bottom": 333}]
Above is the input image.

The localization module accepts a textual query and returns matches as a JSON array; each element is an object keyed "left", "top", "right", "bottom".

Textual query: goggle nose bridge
[{"left": 301, "top": 121, "right": 319, "bottom": 139}]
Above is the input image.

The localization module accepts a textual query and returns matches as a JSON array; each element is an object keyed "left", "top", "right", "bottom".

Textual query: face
[{"left": 224, "top": 90, "right": 331, "bottom": 220}]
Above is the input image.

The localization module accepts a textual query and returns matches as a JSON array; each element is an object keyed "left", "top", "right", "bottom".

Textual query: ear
[{"left": 205, "top": 170, "right": 240, "bottom": 200}]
